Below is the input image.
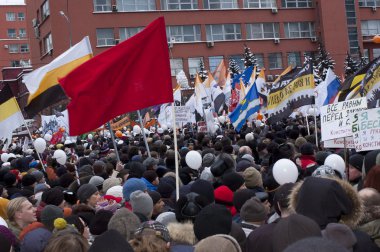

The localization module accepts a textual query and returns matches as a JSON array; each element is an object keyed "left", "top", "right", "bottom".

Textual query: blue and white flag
[
  {"left": 232, "top": 65, "right": 254, "bottom": 89},
  {"left": 314, "top": 68, "right": 340, "bottom": 107},
  {"left": 228, "top": 83, "right": 261, "bottom": 132}
]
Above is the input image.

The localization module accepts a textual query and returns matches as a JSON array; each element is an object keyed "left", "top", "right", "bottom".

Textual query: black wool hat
[
  {"left": 89, "top": 229, "right": 134, "bottom": 252},
  {"left": 42, "top": 188, "right": 64, "bottom": 206},
  {"left": 233, "top": 189, "right": 256, "bottom": 212},
  {"left": 222, "top": 172, "right": 245, "bottom": 192},
  {"left": 190, "top": 179, "right": 215, "bottom": 204},
  {"left": 300, "top": 143, "right": 314, "bottom": 156},
  {"left": 89, "top": 210, "right": 113, "bottom": 236},
  {"left": 349, "top": 154, "right": 364, "bottom": 172}
]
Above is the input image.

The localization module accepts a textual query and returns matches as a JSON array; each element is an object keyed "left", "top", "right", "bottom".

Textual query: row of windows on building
[
  {"left": 6, "top": 43, "right": 29, "bottom": 53},
  {"left": 96, "top": 22, "right": 315, "bottom": 46},
  {"left": 5, "top": 12, "right": 25, "bottom": 21},
  {"left": 10, "top": 59, "right": 31, "bottom": 68},
  {"left": 6, "top": 28, "right": 27, "bottom": 39},
  {"left": 94, "top": 0, "right": 313, "bottom": 12},
  {"left": 361, "top": 20, "right": 380, "bottom": 36},
  {"left": 170, "top": 52, "right": 307, "bottom": 77},
  {"left": 359, "top": 0, "right": 380, "bottom": 7}
]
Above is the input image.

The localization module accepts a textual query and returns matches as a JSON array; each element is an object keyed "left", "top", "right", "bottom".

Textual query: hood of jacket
[{"left": 167, "top": 222, "right": 197, "bottom": 245}]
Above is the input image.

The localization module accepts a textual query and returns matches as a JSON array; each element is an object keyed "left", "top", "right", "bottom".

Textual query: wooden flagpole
[{"left": 107, "top": 121, "right": 121, "bottom": 163}]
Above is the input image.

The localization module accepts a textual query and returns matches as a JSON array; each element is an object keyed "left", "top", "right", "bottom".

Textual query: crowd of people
[{"left": 1, "top": 117, "right": 380, "bottom": 252}]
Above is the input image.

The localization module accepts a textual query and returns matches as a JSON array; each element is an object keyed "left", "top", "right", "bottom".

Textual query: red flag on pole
[{"left": 59, "top": 17, "right": 173, "bottom": 136}]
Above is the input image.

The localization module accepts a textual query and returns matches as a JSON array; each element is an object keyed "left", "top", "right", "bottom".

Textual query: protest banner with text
[{"left": 351, "top": 107, "right": 380, "bottom": 151}]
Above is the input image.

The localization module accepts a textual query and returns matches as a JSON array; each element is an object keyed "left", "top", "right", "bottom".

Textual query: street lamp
[{"left": 59, "top": 11, "right": 72, "bottom": 47}]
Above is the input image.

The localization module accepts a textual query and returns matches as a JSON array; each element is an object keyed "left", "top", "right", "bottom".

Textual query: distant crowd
[{"left": 1, "top": 118, "right": 380, "bottom": 252}]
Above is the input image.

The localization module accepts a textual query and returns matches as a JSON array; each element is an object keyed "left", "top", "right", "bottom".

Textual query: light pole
[{"left": 59, "top": 11, "right": 72, "bottom": 47}]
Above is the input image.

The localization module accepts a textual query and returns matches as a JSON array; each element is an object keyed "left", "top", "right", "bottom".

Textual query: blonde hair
[
  {"left": 129, "top": 234, "right": 169, "bottom": 252},
  {"left": 7, "top": 197, "right": 28, "bottom": 222}
]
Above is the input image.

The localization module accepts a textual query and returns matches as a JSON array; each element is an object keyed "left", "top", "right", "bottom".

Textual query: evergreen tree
[
  {"left": 242, "top": 45, "right": 258, "bottom": 70},
  {"left": 229, "top": 58, "right": 240, "bottom": 78},
  {"left": 357, "top": 47, "right": 369, "bottom": 69},
  {"left": 344, "top": 52, "right": 358, "bottom": 78},
  {"left": 315, "top": 42, "right": 335, "bottom": 81},
  {"left": 198, "top": 59, "right": 208, "bottom": 82}
]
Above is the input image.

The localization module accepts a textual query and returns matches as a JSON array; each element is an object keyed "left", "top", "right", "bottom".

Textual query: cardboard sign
[
  {"left": 174, "top": 106, "right": 191, "bottom": 124},
  {"left": 323, "top": 137, "right": 355, "bottom": 149},
  {"left": 320, "top": 97, "right": 367, "bottom": 141},
  {"left": 351, "top": 107, "right": 380, "bottom": 151}
]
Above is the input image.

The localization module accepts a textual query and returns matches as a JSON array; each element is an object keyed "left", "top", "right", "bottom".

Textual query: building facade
[
  {"left": 23, "top": 0, "right": 380, "bottom": 86},
  {"left": 0, "top": 0, "right": 31, "bottom": 80}
]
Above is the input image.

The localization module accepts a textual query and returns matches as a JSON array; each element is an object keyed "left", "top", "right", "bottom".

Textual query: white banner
[
  {"left": 351, "top": 107, "right": 380, "bottom": 152},
  {"left": 174, "top": 106, "right": 191, "bottom": 124},
  {"left": 323, "top": 137, "right": 355, "bottom": 149},
  {"left": 320, "top": 97, "right": 367, "bottom": 141}
]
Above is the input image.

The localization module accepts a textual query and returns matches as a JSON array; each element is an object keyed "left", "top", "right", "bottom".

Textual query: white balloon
[
  {"left": 324, "top": 154, "right": 345, "bottom": 177},
  {"left": 88, "top": 134, "right": 93, "bottom": 140},
  {"left": 157, "top": 128, "right": 164, "bottom": 134},
  {"left": 34, "top": 138, "right": 46, "bottom": 154},
  {"left": 218, "top": 116, "right": 226, "bottom": 124},
  {"left": 185, "top": 150, "right": 202, "bottom": 170},
  {"left": 8, "top": 153, "right": 16, "bottom": 159},
  {"left": 273, "top": 159, "right": 299, "bottom": 185},
  {"left": 245, "top": 133, "right": 254, "bottom": 142},
  {"left": 161, "top": 124, "right": 168, "bottom": 131},
  {"left": 133, "top": 125, "right": 141, "bottom": 135},
  {"left": 53, "top": 149, "right": 67, "bottom": 165},
  {"left": 44, "top": 134, "right": 52, "bottom": 141},
  {"left": 1, "top": 153, "right": 9, "bottom": 162}
]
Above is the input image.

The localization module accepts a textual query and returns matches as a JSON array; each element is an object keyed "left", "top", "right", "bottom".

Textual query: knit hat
[
  {"left": 295, "top": 137, "right": 307, "bottom": 149},
  {"left": 157, "top": 177, "right": 175, "bottom": 198},
  {"left": 20, "top": 227, "right": 52, "bottom": 252},
  {"left": 41, "top": 205, "right": 64, "bottom": 231},
  {"left": 3, "top": 172, "right": 16, "bottom": 186},
  {"left": 89, "top": 176, "right": 104, "bottom": 188},
  {"left": 106, "top": 185, "right": 123, "bottom": 199},
  {"left": 89, "top": 210, "right": 113, "bottom": 235},
  {"left": 203, "top": 153, "right": 215, "bottom": 167},
  {"left": 34, "top": 183, "right": 49, "bottom": 194},
  {"left": 21, "top": 174, "right": 36, "bottom": 187},
  {"left": 322, "top": 223, "right": 357, "bottom": 251},
  {"left": 300, "top": 143, "right": 314, "bottom": 155},
  {"left": 315, "top": 151, "right": 330, "bottom": 166},
  {"left": 200, "top": 167, "right": 214, "bottom": 183},
  {"left": 135, "top": 220, "right": 171, "bottom": 243},
  {"left": 194, "top": 204, "right": 232, "bottom": 241},
  {"left": 190, "top": 179, "right": 215, "bottom": 204},
  {"left": 273, "top": 214, "right": 321, "bottom": 252},
  {"left": 233, "top": 189, "right": 256, "bottom": 212},
  {"left": 102, "top": 177, "right": 122, "bottom": 193},
  {"left": 143, "top": 170, "right": 158, "bottom": 183},
  {"left": 243, "top": 167, "right": 263, "bottom": 188},
  {"left": 77, "top": 184, "right": 98, "bottom": 203},
  {"left": 42, "top": 188, "right": 64, "bottom": 206},
  {"left": 222, "top": 172, "right": 245, "bottom": 192},
  {"left": 89, "top": 229, "right": 133, "bottom": 252},
  {"left": 240, "top": 197, "right": 267, "bottom": 223},
  {"left": 130, "top": 190, "right": 153, "bottom": 217},
  {"left": 156, "top": 211, "right": 177, "bottom": 226},
  {"left": 242, "top": 154, "right": 255, "bottom": 164},
  {"left": 143, "top": 157, "right": 159, "bottom": 169},
  {"left": 349, "top": 154, "right": 364, "bottom": 172},
  {"left": 147, "top": 190, "right": 161, "bottom": 205},
  {"left": 107, "top": 208, "right": 141, "bottom": 241},
  {"left": 195, "top": 234, "right": 241, "bottom": 252},
  {"left": 31, "top": 171, "right": 44, "bottom": 183},
  {"left": 122, "top": 178, "right": 147, "bottom": 201},
  {"left": 311, "top": 165, "right": 336, "bottom": 178},
  {"left": 283, "top": 237, "right": 349, "bottom": 252}
]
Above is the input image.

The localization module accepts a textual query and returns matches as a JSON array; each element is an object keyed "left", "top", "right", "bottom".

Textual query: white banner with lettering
[
  {"left": 323, "top": 137, "right": 355, "bottom": 149},
  {"left": 351, "top": 107, "right": 380, "bottom": 152},
  {"left": 320, "top": 97, "right": 367, "bottom": 141}
]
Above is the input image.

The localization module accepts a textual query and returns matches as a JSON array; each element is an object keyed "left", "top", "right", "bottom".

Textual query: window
[
  {"left": 268, "top": 53, "right": 282, "bottom": 69},
  {"left": 42, "top": 0, "right": 50, "bottom": 20},
  {"left": 359, "top": 0, "right": 380, "bottom": 7},
  {"left": 373, "top": 48, "right": 380, "bottom": 59},
  {"left": 94, "top": 0, "right": 112, "bottom": 11},
  {"left": 203, "top": 0, "right": 238, "bottom": 9},
  {"left": 116, "top": 0, "right": 156, "bottom": 11},
  {"left": 287, "top": 52, "right": 301, "bottom": 67},
  {"left": 209, "top": 56, "right": 224, "bottom": 72},
  {"left": 17, "top": 12, "right": 25, "bottom": 21},
  {"left": 361, "top": 20, "right": 380, "bottom": 36},
  {"left": 11, "top": 60, "right": 21, "bottom": 67},
  {"left": 170, "top": 58, "right": 183, "bottom": 76},
  {"left": 206, "top": 24, "right": 241, "bottom": 41},
  {"left": 9, "top": 44, "right": 18, "bottom": 53},
  {"left": 253, "top": 53, "right": 264, "bottom": 68},
  {"left": 246, "top": 23, "right": 279, "bottom": 39},
  {"left": 96, "top": 28, "right": 115, "bottom": 46},
  {"left": 20, "top": 44, "right": 29, "bottom": 53},
  {"left": 229, "top": 55, "right": 244, "bottom": 70},
  {"left": 19, "top": 29, "right": 26, "bottom": 38},
  {"left": 44, "top": 33, "right": 53, "bottom": 54},
  {"left": 284, "top": 22, "right": 315, "bottom": 38},
  {"left": 6, "top": 12, "right": 16, "bottom": 21},
  {"left": 119, "top": 27, "right": 144, "bottom": 41},
  {"left": 7, "top": 29, "right": 17, "bottom": 38},
  {"left": 281, "top": 0, "right": 312, "bottom": 7},
  {"left": 167, "top": 25, "right": 201, "bottom": 42},
  {"left": 244, "top": 0, "right": 276, "bottom": 8},
  {"left": 188, "top": 57, "right": 203, "bottom": 76},
  {"left": 348, "top": 27, "right": 359, "bottom": 54},
  {"left": 20, "top": 59, "right": 31, "bottom": 67},
  {"left": 161, "top": 0, "right": 198, "bottom": 10}
]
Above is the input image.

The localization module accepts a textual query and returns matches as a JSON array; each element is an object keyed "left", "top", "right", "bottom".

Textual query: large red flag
[{"left": 59, "top": 17, "right": 173, "bottom": 136}]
